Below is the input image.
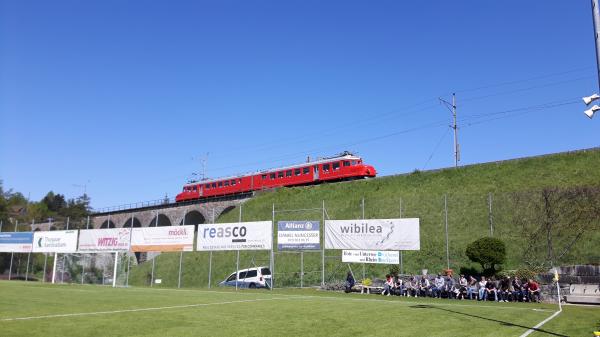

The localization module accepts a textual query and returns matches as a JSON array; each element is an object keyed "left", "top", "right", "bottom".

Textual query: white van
[{"left": 219, "top": 267, "right": 272, "bottom": 289}]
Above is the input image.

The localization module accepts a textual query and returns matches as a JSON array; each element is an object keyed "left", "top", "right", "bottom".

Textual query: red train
[{"left": 175, "top": 152, "right": 377, "bottom": 202}]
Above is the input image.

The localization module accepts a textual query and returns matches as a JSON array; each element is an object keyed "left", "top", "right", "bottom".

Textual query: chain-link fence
[{"left": 2, "top": 189, "right": 599, "bottom": 289}]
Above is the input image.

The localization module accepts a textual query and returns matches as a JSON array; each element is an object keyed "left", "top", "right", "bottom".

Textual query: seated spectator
[
  {"left": 485, "top": 277, "right": 499, "bottom": 301},
  {"left": 498, "top": 276, "right": 510, "bottom": 302},
  {"left": 521, "top": 279, "right": 530, "bottom": 302},
  {"left": 419, "top": 275, "right": 431, "bottom": 297},
  {"left": 394, "top": 276, "right": 405, "bottom": 296},
  {"left": 432, "top": 274, "right": 445, "bottom": 298},
  {"left": 478, "top": 276, "right": 488, "bottom": 301},
  {"left": 467, "top": 275, "right": 478, "bottom": 300},
  {"left": 444, "top": 276, "right": 456, "bottom": 299},
  {"left": 527, "top": 279, "right": 540, "bottom": 302},
  {"left": 406, "top": 276, "right": 418, "bottom": 297},
  {"left": 457, "top": 274, "right": 468, "bottom": 300},
  {"left": 345, "top": 271, "right": 355, "bottom": 293},
  {"left": 382, "top": 274, "right": 394, "bottom": 296},
  {"left": 511, "top": 276, "right": 523, "bottom": 302}
]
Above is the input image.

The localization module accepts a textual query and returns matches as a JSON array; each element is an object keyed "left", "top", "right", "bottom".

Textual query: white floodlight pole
[
  {"left": 440, "top": 94, "right": 459, "bottom": 167},
  {"left": 592, "top": 0, "right": 600, "bottom": 93},
  {"left": 112, "top": 251, "right": 118, "bottom": 288}
]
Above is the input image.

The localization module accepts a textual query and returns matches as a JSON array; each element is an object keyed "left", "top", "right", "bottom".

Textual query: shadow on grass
[{"left": 409, "top": 305, "right": 567, "bottom": 337}]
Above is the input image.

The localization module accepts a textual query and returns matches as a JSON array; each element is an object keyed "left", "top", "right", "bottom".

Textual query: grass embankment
[
  {"left": 1, "top": 281, "right": 599, "bottom": 337},
  {"left": 128, "top": 148, "right": 600, "bottom": 288}
]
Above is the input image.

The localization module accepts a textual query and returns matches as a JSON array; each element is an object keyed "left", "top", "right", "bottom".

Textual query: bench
[
  {"left": 358, "top": 284, "right": 384, "bottom": 294},
  {"left": 566, "top": 284, "right": 600, "bottom": 304}
]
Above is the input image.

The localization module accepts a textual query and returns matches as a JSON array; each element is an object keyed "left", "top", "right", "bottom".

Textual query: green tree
[{"left": 465, "top": 237, "right": 506, "bottom": 276}]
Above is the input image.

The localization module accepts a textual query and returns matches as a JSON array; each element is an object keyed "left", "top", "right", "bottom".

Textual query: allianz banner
[
  {"left": 33, "top": 230, "right": 78, "bottom": 253},
  {"left": 325, "top": 218, "right": 420, "bottom": 250},
  {"left": 0, "top": 232, "right": 34, "bottom": 252},
  {"left": 78, "top": 228, "right": 131, "bottom": 252},
  {"left": 197, "top": 221, "right": 272, "bottom": 251},
  {"left": 277, "top": 221, "right": 320, "bottom": 250},
  {"left": 131, "top": 225, "right": 194, "bottom": 252}
]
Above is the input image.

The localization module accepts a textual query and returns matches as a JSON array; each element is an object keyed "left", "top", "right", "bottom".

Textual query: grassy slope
[
  {"left": 1, "top": 281, "right": 598, "bottom": 337},
  {"left": 128, "top": 148, "right": 600, "bottom": 288}
]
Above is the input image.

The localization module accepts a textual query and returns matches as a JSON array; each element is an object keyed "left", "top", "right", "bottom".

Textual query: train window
[
  {"left": 193, "top": 186, "right": 197, "bottom": 191},
  {"left": 231, "top": 180, "right": 236, "bottom": 185},
  {"left": 224, "top": 181, "right": 229, "bottom": 186},
  {"left": 352, "top": 160, "right": 357, "bottom": 166},
  {"left": 303, "top": 167, "right": 309, "bottom": 174},
  {"left": 205, "top": 184, "right": 210, "bottom": 189},
  {"left": 294, "top": 168, "right": 301, "bottom": 176},
  {"left": 212, "top": 183, "right": 216, "bottom": 188},
  {"left": 344, "top": 161, "right": 350, "bottom": 167},
  {"left": 286, "top": 170, "right": 292, "bottom": 177},
  {"left": 278, "top": 172, "right": 284, "bottom": 178},
  {"left": 333, "top": 162, "right": 340, "bottom": 170},
  {"left": 262, "top": 174, "right": 267, "bottom": 180},
  {"left": 323, "top": 164, "right": 330, "bottom": 171},
  {"left": 218, "top": 182, "right": 223, "bottom": 187},
  {"left": 270, "top": 173, "right": 276, "bottom": 179}
]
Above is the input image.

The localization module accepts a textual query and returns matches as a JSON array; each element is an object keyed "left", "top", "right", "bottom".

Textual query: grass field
[{"left": 1, "top": 281, "right": 598, "bottom": 337}]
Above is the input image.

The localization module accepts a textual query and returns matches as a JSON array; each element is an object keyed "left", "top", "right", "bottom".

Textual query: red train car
[{"left": 175, "top": 152, "right": 376, "bottom": 202}]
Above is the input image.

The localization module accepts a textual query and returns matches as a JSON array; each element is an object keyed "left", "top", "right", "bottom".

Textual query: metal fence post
[
  {"left": 61, "top": 217, "right": 70, "bottom": 284},
  {"left": 9, "top": 220, "right": 17, "bottom": 280},
  {"left": 399, "top": 197, "right": 403, "bottom": 274},
  {"left": 444, "top": 194, "right": 450, "bottom": 270},
  {"left": 361, "top": 197, "right": 365, "bottom": 281},
  {"left": 126, "top": 214, "right": 134, "bottom": 287},
  {"left": 178, "top": 210, "right": 186, "bottom": 289},
  {"left": 270, "top": 203, "right": 275, "bottom": 290},
  {"left": 321, "top": 200, "right": 325, "bottom": 286},
  {"left": 208, "top": 208, "right": 215, "bottom": 289},
  {"left": 300, "top": 251, "right": 304, "bottom": 288},
  {"left": 236, "top": 205, "right": 242, "bottom": 291}
]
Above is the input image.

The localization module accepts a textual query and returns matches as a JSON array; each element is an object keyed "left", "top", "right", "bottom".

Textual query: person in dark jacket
[{"left": 345, "top": 272, "right": 355, "bottom": 293}]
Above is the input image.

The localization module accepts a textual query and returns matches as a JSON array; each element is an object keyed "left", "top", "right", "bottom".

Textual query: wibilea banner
[
  {"left": 32, "top": 230, "right": 79, "bottom": 253},
  {"left": 78, "top": 228, "right": 131, "bottom": 252},
  {"left": 325, "top": 219, "right": 420, "bottom": 250},
  {"left": 197, "top": 221, "right": 272, "bottom": 251},
  {"left": 130, "top": 225, "right": 195, "bottom": 252}
]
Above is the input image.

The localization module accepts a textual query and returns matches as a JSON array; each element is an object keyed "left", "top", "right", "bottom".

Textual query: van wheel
[{"left": 249, "top": 283, "right": 256, "bottom": 289}]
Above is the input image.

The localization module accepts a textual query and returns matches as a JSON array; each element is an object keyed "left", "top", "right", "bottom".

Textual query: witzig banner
[
  {"left": 277, "top": 221, "right": 320, "bottom": 250},
  {"left": 78, "top": 228, "right": 131, "bottom": 252},
  {"left": 0, "top": 232, "right": 34, "bottom": 252},
  {"left": 197, "top": 221, "right": 272, "bottom": 251},
  {"left": 131, "top": 225, "right": 194, "bottom": 252},
  {"left": 33, "top": 230, "right": 79, "bottom": 253},
  {"left": 342, "top": 250, "right": 400, "bottom": 264},
  {"left": 325, "top": 218, "right": 420, "bottom": 250}
]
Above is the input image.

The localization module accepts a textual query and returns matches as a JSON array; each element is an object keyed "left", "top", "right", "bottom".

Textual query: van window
[
  {"left": 333, "top": 162, "right": 340, "bottom": 170},
  {"left": 238, "top": 271, "right": 247, "bottom": 279},
  {"left": 226, "top": 273, "right": 236, "bottom": 282},
  {"left": 245, "top": 270, "right": 257, "bottom": 278},
  {"left": 303, "top": 167, "right": 309, "bottom": 174},
  {"left": 261, "top": 268, "right": 271, "bottom": 276}
]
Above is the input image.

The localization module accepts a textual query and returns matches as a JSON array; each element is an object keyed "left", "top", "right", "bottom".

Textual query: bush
[
  {"left": 459, "top": 266, "right": 480, "bottom": 277},
  {"left": 389, "top": 265, "right": 400, "bottom": 277},
  {"left": 465, "top": 237, "right": 506, "bottom": 276}
]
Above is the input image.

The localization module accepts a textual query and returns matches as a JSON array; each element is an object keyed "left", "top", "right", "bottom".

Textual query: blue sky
[{"left": 1, "top": 1, "right": 598, "bottom": 209}]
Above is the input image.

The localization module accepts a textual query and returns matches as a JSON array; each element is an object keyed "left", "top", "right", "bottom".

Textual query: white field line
[
  {"left": 518, "top": 310, "right": 561, "bottom": 337},
  {"left": 0, "top": 297, "right": 290, "bottom": 322}
]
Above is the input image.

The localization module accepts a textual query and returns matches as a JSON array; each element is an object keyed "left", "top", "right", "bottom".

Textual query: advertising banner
[
  {"left": 197, "top": 221, "right": 272, "bottom": 251},
  {"left": 342, "top": 250, "right": 400, "bottom": 264},
  {"left": 325, "top": 218, "right": 420, "bottom": 250},
  {"left": 78, "top": 228, "right": 131, "bottom": 252},
  {"left": 131, "top": 225, "right": 195, "bottom": 252},
  {"left": 277, "top": 221, "right": 320, "bottom": 250},
  {"left": 33, "top": 230, "right": 79, "bottom": 253},
  {"left": 0, "top": 232, "right": 34, "bottom": 252}
]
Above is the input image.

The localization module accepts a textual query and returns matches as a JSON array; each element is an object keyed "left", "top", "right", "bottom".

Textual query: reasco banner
[
  {"left": 33, "top": 230, "right": 78, "bottom": 253},
  {"left": 325, "top": 218, "right": 420, "bottom": 250},
  {"left": 0, "top": 232, "right": 34, "bottom": 252},
  {"left": 131, "top": 225, "right": 194, "bottom": 252},
  {"left": 197, "top": 221, "right": 272, "bottom": 251},
  {"left": 342, "top": 250, "right": 400, "bottom": 264},
  {"left": 78, "top": 228, "right": 131, "bottom": 252},
  {"left": 277, "top": 221, "right": 320, "bottom": 250}
]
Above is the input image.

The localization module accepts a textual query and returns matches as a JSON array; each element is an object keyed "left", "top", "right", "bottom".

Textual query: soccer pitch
[{"left": 0, "top": 281, "right": 598, "bottom": 337}]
